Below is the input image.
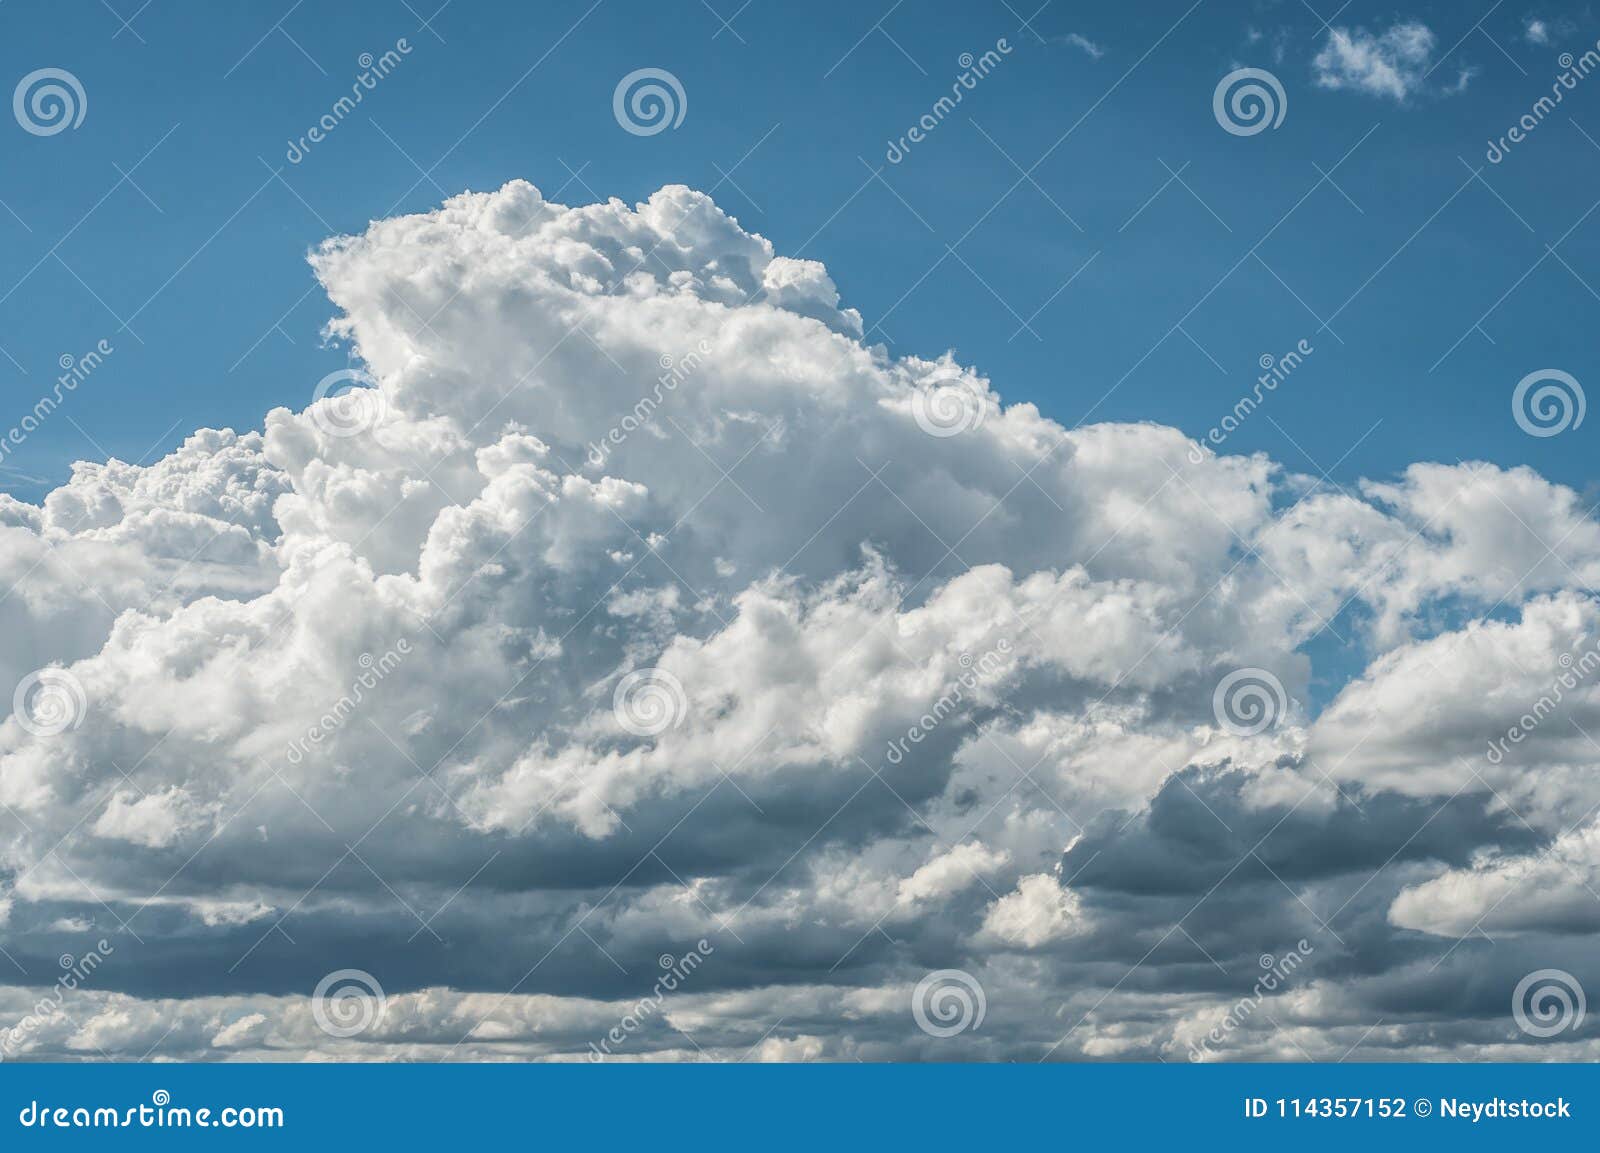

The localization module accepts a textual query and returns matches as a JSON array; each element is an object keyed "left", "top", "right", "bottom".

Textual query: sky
[
  {"left": 2, "top": 0, "right": 1600, "bottom": 1063},
  {"left": 2, "top": 0, "right": 1597, "bottom": 499}
]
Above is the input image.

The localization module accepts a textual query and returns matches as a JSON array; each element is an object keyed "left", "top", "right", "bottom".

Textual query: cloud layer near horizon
[{"left": 1, "top": 179, "right": 1597, "bottom": 1061}]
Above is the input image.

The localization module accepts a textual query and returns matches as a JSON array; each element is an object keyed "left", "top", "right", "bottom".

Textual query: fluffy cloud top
[{"left": 0, "top": 179, "right": 1596, "bottom": 1061}]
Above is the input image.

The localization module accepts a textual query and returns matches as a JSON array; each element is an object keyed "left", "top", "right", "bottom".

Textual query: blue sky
[{"left": 1, "top": 0, "right": 1595, "bottom": 501}]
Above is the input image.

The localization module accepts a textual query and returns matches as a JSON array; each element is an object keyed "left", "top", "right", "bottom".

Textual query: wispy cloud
[
  {"left": 1057, "top": 32, "right": 1104, "bottom": 60},
  {"left": 1313, "top": 20, "right": 1443, "bottom": 101}
]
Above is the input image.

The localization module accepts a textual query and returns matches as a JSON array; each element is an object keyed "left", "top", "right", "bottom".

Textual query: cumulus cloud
[
  {"left": 0, "top": 178, "right": 1597, "bottom": 1061},
  {"left": 898, "top": 842, "right": 1010, "bottom": 906},
  {"left": 981, "top": 872, "right": 1086, "bottom": 946},
  {"left": 1313, "top": 21, "right": 1439, "bottom": 101}
]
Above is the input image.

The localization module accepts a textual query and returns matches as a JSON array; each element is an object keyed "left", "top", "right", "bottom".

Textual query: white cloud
[
  {"left": 1526, "top": 19, "right": 1550, "bottom": 46},
  {"left": 210, "top": 1012, "right": 269, "bottom": 1048},
  {"left": 92, "top": 787, "right": 205, "bottom": 849},
  {"left": 1313, "top": 21, "right": 1438, "bottom": 101},
  {"left": 981, "top": 873, "right": 1085, "bottom": 946},
  {"left": 1059, "top": 33, "right": 1105, "bottom": 60},
  {"left": 1390, "top": 821, "right": 1600, "bottom": 936},
  {"left": 0, "top": 178, "right": 1597, "bottom": 1060},
  {"left": 897, "top": 842, "right": 1010, "bottom": 905}
]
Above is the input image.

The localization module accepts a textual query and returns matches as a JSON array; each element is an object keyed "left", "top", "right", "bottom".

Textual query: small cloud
[
  {"left": 1058, "top": 32, "right": 1105, "bottom": 59},
  {"left": 1246, "top": 24, "right": 1293, "bottom": 65},
  {"left": 1271, "top": 30, "right": 1291, "bottom": 64},
  {"left": 980, "top": 873, "right": 1087, "bottom": 947},
  {"left": 211, "top": 1013, "right": 269, "bottom": 1049},
  {"left": 1525, "top": 15, "right": 1577, "bottom": 45},
  {"left": 1313, "top": 20, "right": 1437, "bottom": 102}
]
